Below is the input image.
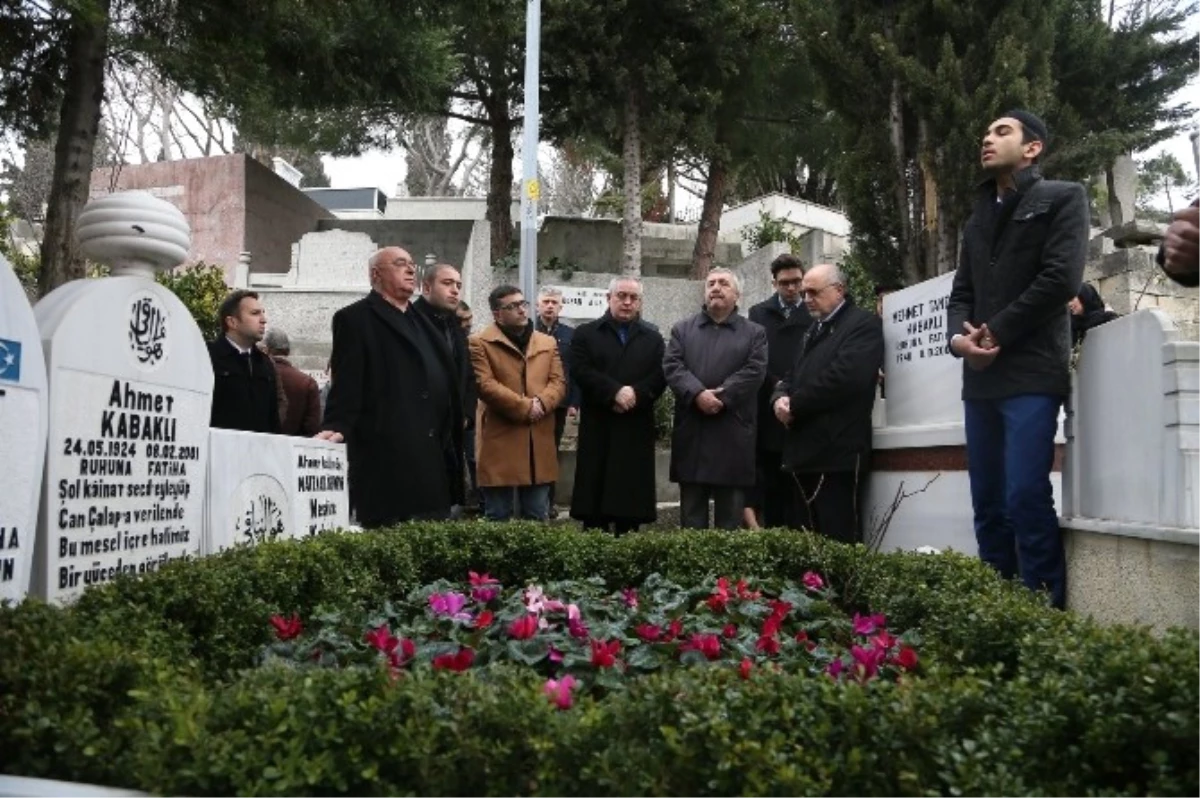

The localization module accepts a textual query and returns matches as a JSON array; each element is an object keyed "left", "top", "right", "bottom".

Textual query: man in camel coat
[{"left": 469, "top": 284, "right": 567, "bottom": 521}]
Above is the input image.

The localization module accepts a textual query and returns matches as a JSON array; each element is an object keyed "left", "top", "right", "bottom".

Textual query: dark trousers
[
  {"left": 580, "top": 517, "right": 639, "bottom": 536},
  {"left": 756, "top": 448, "right": 804, "bottom": 528},
  {"left": 795, "top": 469, "right": 864, "bottom": 545},
  {"left": 679, "top": 483, "right": 744, "bottom": 530},
  {"left": 547, "top": 407, "right": 569, "bottom": 510},
  {"left": 463, "top": 426, "right": 479, "bottom": 508},
  {"left": 964, "top": 394, "right": 1065, "bottom": 609}
]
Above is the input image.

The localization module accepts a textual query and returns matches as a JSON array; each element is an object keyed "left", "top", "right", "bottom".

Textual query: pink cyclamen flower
[
  {"left": 549, "top": 645, "right": 564, "bottom": 663},
  {"left": 524, "top": 585, "right": 547, "bottom": 614},
  {"left": 469, "top": 571, "right": 499, "bottom": 586},
  {"left": 543, "top": 599, "right": 567, "bottom": 613},
  {"left": 429, "top": 591, "right": 471, "bottom": 620},
  {"left": 826, "top": 658, "right": 845, "bottom": 679},
  {"left": 850, "top": 644, "right": 887, "bottom": 679},
  {"left": 852, "top": 612, "right": 887, "bottom": 636},
  {"left": 543, "top": 675, "right": 577, "bottom": 709},
  {"left": 802, "top": 571, "right": 825, "bottom": 591},
  {"left": 472, "top": 586, "right": 499, "bottom": 603},
  {"left": 621, "top": 588, "right": 639, "bottom": 609},
  {"left": 871, "top": 630, "right": 897, "bottom": 651}
]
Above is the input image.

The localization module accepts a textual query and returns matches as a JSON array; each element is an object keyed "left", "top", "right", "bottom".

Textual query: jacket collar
[
  {"left": 479, "top": 323, "right": 555, "bottom": 357},
  {"left": 698, "top": 306, "right": 743, "bottom": 328},
  {"left": 976, "top": 164, "right": 1042, "bottom": 198},
  {"left": 598, "top": 311, "right": 645, "bottom": 341}
]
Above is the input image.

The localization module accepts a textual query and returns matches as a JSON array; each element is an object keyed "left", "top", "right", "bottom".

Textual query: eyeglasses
[
  {"left": 800, "top": 284, "right": 839, "bottom": 299},
  {"left": 613, "top": 291, "right": 642, "bottom": 303},
  {"left": 498, "top": 299, "right": 529, "bottom": 311},
  {"left": 776, "top": 278, "right": 802, "bottom": 288}
]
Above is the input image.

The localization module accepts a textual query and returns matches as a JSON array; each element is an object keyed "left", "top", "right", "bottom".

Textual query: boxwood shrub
[{"left": 1, "top": 522, "right": 1196, "bottom": 796}]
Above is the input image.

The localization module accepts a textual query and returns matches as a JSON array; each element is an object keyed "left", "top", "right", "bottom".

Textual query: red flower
[
  {"left": 680, "top": 633, "right": 721, "bottom": 661},
  {"left": 761, "top": 614, "right": 783, "bottom": 638},
  {"left": 387, "top": 638, "right": 417, "bottom": 669},
  {"left": 270, "top": 613, "right": 303, "bottom": 641},
  {"left": 802, "top": 571, "right": 825, "bottom": 591},
  {"left": 739, "top": 657, "right": 753, "bottom": 680},
  {"left": 590, "top": 639, "right": 622, "bottom": 668},
  {"left": 722, "top": 623, "right": 738, "bottom": 639},
  {"left": 474, "top": 610, "right": 494, "bottom": 629},
  {"left": 893, "top": 646, "right": 919, "bottom": 671},
  {"left": 508, "top": 614, "right": 539, "bottom": 640},
  {"left": 432, "top": 647, "right": 475, "bottom": 672},
  {"left": 794, "top": 629, "right": 808, "bottom": 643},
  {"left": 768, "top": 599, "right": 793, "bottom": 619},
  {"left": 850, "top": 644, "right": 886, "bottom": 679},
  {"left": 469, "top": 571, "right": 499, "bottom": 586},
  {"left": 735, "top": 579, "right": 761, "bottom": 600},
  {"left": 636, "top": 623, "right": 663, "bottom": 642},
  {"left": 755, "top": 634, "right": 780, "bottom": 656},
  {"left": 871, "top": 630, "right": 897, "bottom": 651},
  {"left": 364, "top": 624, "right": 399, "bottom": 654},
  {"left": 664, "top": 619, "right": 684, "bottom": 642},
  {"left": 706, "top": 577, "right": 732, "bottom": 612}
]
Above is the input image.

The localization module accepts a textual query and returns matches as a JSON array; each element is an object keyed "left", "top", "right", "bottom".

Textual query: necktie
[
  {"left": 783, "top": 305, "right": 792, "bottom": 319},
  {"left": 242, "top": 350, "right": 253, "bottom": 375}
]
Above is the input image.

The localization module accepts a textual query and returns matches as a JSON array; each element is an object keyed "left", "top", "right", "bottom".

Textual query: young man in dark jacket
[
  {"left": 946, "top": 110, "right": 1088, "bottom": 609},
  {"left": 208, "top": 290, "right": 281, "bottom": 434},
  {"left": 748, "top": 253, "right": 811, "bottom": 528}
]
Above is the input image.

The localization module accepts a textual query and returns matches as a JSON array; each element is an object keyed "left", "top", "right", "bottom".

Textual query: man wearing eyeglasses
[
  {"left": 316, "top": 246, "right": 465, "bottom": 527},
  {"left": 568, "top": 276, "right": 667, "bottom": 535},
  {"left": 771, "top": 263, "right": 884, "bottom": 544},
  {"left": 469, "top": 285, "right": 567, "bottom": 521},
  {"left": 747, "top": 253, "right": 811, "bottom": 530},
  {"left": 664, "top": 268, "right": 768, "bottom": 530}
]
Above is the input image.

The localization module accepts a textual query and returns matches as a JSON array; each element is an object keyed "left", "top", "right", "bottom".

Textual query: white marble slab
[
  {"left": 33, "top": 277, "right": 212, "bottom": 603},
  {"left": 0, "top": 254, "right": 49, "bottom": 602}
]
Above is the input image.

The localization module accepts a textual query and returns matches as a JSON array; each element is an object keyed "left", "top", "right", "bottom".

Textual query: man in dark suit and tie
[
  {"left": 771, "top": 263, "right": 884, "bottom": 544},
  {"left": 208, "top": 290, "right": 281, "bottom": 434},
  {"left": 315, "top": 247, "right": 464, "bottom": 526}
]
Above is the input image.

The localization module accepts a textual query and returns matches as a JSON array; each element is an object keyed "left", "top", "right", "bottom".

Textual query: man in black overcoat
[
  {"left": 316, "top": 247, "right": 463, "bottom": 527},
  {"left": 569, "top": 277, "right": 667, "bottom": 534},
  {"left": 772, "top": 263, "right": 883, "bottom": 544},
  {"left": 747, "top": 253, "right": 810, "bottom": 528}
]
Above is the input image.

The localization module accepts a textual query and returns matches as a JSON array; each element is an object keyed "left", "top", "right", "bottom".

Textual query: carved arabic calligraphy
[{"left": 128, "top": 294, "right": 167, "bottom": 369}]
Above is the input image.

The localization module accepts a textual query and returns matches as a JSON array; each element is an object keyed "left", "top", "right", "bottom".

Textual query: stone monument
[
  {"left": 0, "top": 254, "right": 49, "bottom": 601},
  {"left": 204, "top": 430, "right": 349, "bottom": 554},
  {"left": 32, "top": 191, "right": 213, "bottom": 603}
]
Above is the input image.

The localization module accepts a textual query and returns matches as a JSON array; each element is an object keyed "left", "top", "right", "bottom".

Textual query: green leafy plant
[
  {"left": 1, "top": 524, "right": 1195, "bottom": 796},
  {"left": 742, "top": 209, "right": 804, "bottom": 252},
  {"left": 156, "top": 262, "right": 229, "bottom": 341},
  {"left": 653, "top": 389, "right": 675, "bottom": 445},
  {"left": 262, "top": 571, "right": 921, "bottom": 701}
]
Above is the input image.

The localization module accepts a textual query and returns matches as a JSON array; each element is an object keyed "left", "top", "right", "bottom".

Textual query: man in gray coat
[{"left": 664, "top": 267, "right": 768, "bottom": 529}]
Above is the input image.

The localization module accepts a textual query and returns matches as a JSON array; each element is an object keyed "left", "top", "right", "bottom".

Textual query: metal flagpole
[{"left": 518, "top": 0, "right": 542, "bottom": 302}]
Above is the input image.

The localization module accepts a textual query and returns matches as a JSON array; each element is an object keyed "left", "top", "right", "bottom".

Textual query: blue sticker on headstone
[{"left": 0, "top": 338, "right": 20, "bottom": 382}]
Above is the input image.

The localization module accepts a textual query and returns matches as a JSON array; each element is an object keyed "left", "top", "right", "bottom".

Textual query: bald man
[
  {"left": 317, "top": 246, "right": 465, "bottom": 526},
  {"left": 771, "top": 263, "right": 883, "bottom": 543}
]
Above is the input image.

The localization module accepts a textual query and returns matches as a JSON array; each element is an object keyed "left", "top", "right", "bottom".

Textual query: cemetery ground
[{"left": 1, "top": 522, "right": 1197, "bottom": 796}]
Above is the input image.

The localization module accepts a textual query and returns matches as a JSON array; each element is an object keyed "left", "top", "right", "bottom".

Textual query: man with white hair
[
  {"left": 316, "top": 246, "right": 464, "bottom": 525},
  {"left": 771, "top": 263, "right": 883, "bottom": 544},
  {"left": 569, "top": 276, "right": 667, "bottom": 534},
  {"left": 664, "top": 267, "right": 768, "bottom": 530}
]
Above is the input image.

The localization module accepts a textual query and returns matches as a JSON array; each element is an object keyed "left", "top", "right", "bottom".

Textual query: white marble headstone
[
  {"left": 881, "top": 272, "right": 961, "bottom": 428},
  {"left": 33, "top": 191, "right": 213, "bottom": 603},
  {"left": 0, "top": 254, "right": 49, "bottom": 602},
  {"left": 206, "top": 430, "right": 350, "bottom": 553},
  {"left": 555, "top": 286, "right": 608, "bottom": 323}
]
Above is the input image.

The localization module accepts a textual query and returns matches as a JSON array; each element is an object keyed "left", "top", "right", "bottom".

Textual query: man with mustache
[
  {"left": 664, "top": 267, "right": 767, "bottom": 530},
  {"left": 946, "top": 110, "right": 1087, "bottom": 610}
]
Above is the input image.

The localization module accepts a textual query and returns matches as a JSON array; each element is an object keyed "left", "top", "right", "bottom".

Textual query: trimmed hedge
[{"left": 1, "top": 523, "right": 1196, "bottom": 796}]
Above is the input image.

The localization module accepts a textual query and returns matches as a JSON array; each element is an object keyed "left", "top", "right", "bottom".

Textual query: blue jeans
[
  {"left": 964, "top": 394, "right": 1065, "bottom": 609},
  {"left": 481, "top": 484, "right": 552, "bottom": 522}
]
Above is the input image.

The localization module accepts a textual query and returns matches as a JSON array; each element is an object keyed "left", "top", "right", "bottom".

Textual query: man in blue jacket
[{"left": 946, "top": 110, "right": 1088, "bottom": 609}]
